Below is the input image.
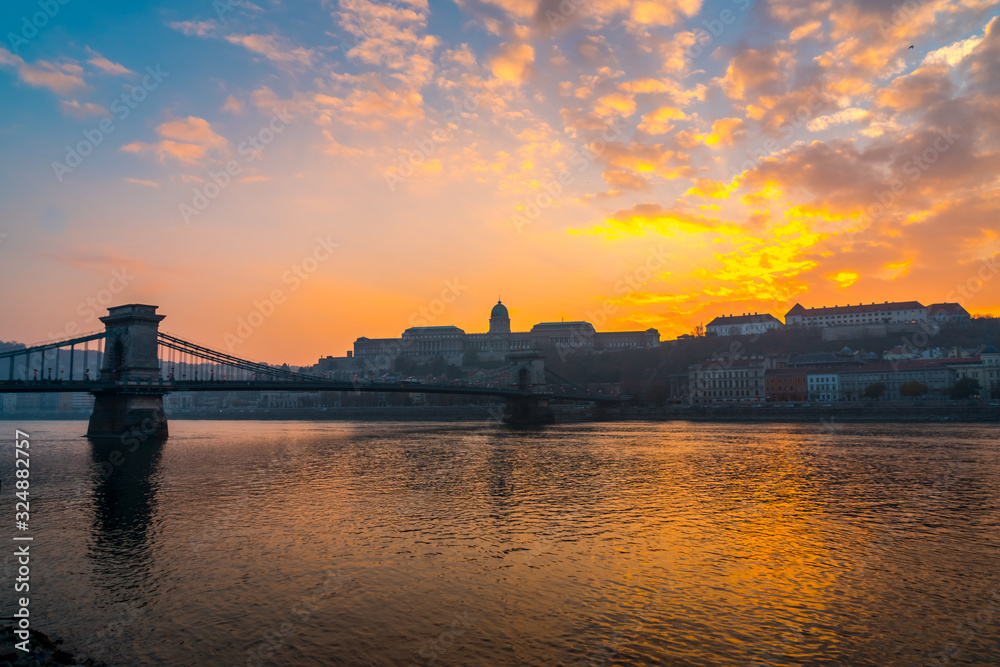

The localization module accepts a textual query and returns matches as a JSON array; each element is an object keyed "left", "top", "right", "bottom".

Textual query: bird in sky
[{"left": 909, "top": 45, "right": 914, "bottom": 49}]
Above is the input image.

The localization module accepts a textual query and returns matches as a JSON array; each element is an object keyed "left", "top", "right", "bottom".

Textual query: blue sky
[{"left": 1, "top": 0, "right": 998, "bottom": 363}]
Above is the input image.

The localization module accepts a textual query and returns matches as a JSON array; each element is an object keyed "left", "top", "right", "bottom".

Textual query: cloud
[
  {"left": 125, "top": 178, "right": 160, "bottom": 187},
  {"left": 338, "top": 0, "right": 435, "bottom": 75},
  {"left": 875, "top": 66, "right": 955, "bottom": 112},
  {"left": 222, "top": 95, "right": 244, "bottom": 113},
  {"left": 458, "top": 0, "right": 702, "bottom": 35},
  {"left": 627, "top": 0, "right": 702, "bottom": 26},
  {"left": 169, "top": 20, "right": 217, "bottom": 37},
  {"left": 789, "top": 20, "right": 822, "bottom": 41},
  {"left": 490, "top": 42, "right": 535, "bottom": 83},
  {"left": 827, "top": 270, "right": 859, "bottom": 288},
  {"left": 969, "top": 16, "right": 1000, "bottom": 88},
  {"left": 169, "top": 19, "right": 314, "bottom": 66},
  {"left": 120, "top": 116, "right": 228, "bottom": 165},
  {"left": 60, "top": 99, "right": 107, "bottom": 118},
  {"left": 594, "top": 92, "right": 635, "bottom": 118},
  {"left": 637, "top": 106, "right": 687, "bottom": 134},
  {"left": 601, "top": 168, "right": 649, "bottom": 191},
  {"left": 86, "top": 49, "right": 133, "bottom": 76},
  {"left": 0, "top": 47, "right": 86, "bottom": 96},
  {"left": 53, "top": 246, "right": 146, "bottom": 275},
  {"left": 224, "top": 33, "right": 315, "bottom": 65},
  {"left": 923, "top": 34, "right": 984, "bottom": 67},
  {"left": 878, "top": 259, "right": 912, "bottom": 280},
  {"left": 685, "top": 179, "right": 734, "bottom": 199},
  {"left": 315, "top": 82, "right": 425, "bottom": 128},
  {"left": 719, "top": 46, "right": 793, "bottom": 102},
  {"left": 706, "top": 117, "right": 745, "bottom": 147},
  {"left": 581, "top": 203, "right": 741, "bottom": 238},
  {"left": 807, "top": 107, "right": 869, "bottom": 132}
]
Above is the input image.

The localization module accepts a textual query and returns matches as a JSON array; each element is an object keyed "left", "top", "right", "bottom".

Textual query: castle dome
[{"left": 491, "top": 300, "right": 509, "bottom": 319}]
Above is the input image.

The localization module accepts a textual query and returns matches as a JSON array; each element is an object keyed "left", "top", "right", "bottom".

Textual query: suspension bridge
[{"left": 0, "top": 304, "right": 622, "bottom": 436}]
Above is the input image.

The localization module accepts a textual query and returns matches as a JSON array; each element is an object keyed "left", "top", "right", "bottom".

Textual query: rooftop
[
  {"left": 531, "top": 321, "right": 596, "bottom": 332},
  {"left": 927, "top": 302, "right": 971, "bottom": 316},
  {"left": 707, "top": 313, "right": 782, "bottom": 326},
  {"left": 786, "top": 301, "right": 925, "bottom": 316},
  {"left": 403, "top": 326, "right": 467, "bottom": 334}
]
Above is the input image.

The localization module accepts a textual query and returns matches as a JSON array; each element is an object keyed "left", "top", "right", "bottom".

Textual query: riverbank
[
  {"left": 619, "top": 403, "right": 1000, "bottom": 422},
  {"left": 2, "top": 402, "right": 999, "bottom": 423}
]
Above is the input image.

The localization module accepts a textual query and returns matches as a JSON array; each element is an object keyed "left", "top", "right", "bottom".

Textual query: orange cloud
[
  {"left": 686, "top": 179, "right": 735, "bottom": 199},
  {"left": 706, "top": 117, "right": 744, "bottom": 146},
  {"left": 120, "top": 116, "right": 228, "bottom": 164},
  {"left": 0, "top": 47, "right": 87, "bottom": 95},
  {"left": 490, "top": 43, "right": 535, "bottom": 83},
  {"left": 581, "top": 203, "right": 741, "bottom": 238},
  {"left": 602, "top": 168, "right": 649, "bottom": 191},
  {"left": 876, "top": 66, "right": 954, "bottom": 112},
  {"left": 638, "top": 106, "right": 687, "bottom": 134},
  {"left": 827, "top": 270, "right": 859, "bottom": 288}
]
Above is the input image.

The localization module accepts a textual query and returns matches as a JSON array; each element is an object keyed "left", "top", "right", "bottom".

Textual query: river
[{"left": 2, "top": 420, "right": 998, "bottom": 666}]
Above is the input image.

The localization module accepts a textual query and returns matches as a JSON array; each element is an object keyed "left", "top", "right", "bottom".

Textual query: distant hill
[{"left": 0, "top": 340, "right": 25, "bottom": 353}]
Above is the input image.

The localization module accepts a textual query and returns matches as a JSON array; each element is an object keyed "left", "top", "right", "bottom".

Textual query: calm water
[{"left": 2, "top": 420, "right": 999, "bottom": 666}]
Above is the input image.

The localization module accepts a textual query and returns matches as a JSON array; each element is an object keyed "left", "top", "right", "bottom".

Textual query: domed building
[
  {"left": 489, "top": 300, "right": 510, "bottom": 334},
  {"left": 353, "top": 299, "right": 660, "bottom": 367}
]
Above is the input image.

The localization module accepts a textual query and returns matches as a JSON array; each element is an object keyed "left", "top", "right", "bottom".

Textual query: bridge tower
[
  {"left": 87, "top": 304, "right": 169, "bottom": 439},
  {"left": 502, "top": 351, "right": 555, "bottom": 425}
]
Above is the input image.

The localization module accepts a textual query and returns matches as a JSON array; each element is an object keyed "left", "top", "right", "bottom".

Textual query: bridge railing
[
  {"left": 0, "top": 331, "right": 107, "bottom": 382},
  {"left": 156, "top": 332, "right": 323, "bottom": 384}
]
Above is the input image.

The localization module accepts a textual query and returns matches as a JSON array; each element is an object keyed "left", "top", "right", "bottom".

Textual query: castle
[{"left": 353, "top": 300, "right": 660, "bottom": 366}]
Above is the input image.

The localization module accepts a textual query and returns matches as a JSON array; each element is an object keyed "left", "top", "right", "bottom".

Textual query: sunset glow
[{"left": 1, "top": 0, "right": 998, "bottom": 364}]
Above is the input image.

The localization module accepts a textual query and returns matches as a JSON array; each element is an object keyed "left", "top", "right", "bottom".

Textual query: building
[
  {"left": 705, "top": 312, "right": 783, "bottom": 337},
  {"left": 764, "top": 368, "right": 809, "bottom": 402},
  {"left": 688, "top": 356, "right": 775, "bottom": 403},
  {"left": 837, "top": 360, "right": 956, "bottom": 400},
  {"left": 926, "top": 302, "right": 971, "bottom": 323},
  {"left": 401, "top": 326, "right": 467, "bottom": 365},
  {"left": 883, "top": 345, "right": 921, "bottom": 361},
  {"left": 807, "top": 372, "right": 840, "bottom": 401},
  {"left": 353, "top": 300, "right": 660, "bottom": 368},
  {"left": 980, "top": 343, "right": 1000, "bottom": 399},
  {"left": 786, "top": 349, "right": 869, "bottom": 367},
  {"left": 669, "top": 373, "right": 690, "bottom": 402},
  {"left": 945, "top": 344, "right": 1000, "bottom": 399},
  {"left": 785, "top": 301, "right": 927, "bottom": 328}
]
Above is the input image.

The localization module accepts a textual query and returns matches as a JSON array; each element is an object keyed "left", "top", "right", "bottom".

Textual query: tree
[
  {"left": 899, "top": 380, "right": 929, "bottom": 398},
  {"left": 863, "top": 382, "right": 887, "bottom": 400},
  {"left": 950, "top": 377, "right": 981, "bottom": 399}
]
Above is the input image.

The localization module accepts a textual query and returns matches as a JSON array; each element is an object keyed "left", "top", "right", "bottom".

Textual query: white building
[
  {"left": 705, "top": 313, "right": 783, "bottom": 337},
  {"left": 785, "top": 301, "right": 926, "bottom": 328},
  {"left": 688, "top": 356, "right": 775, "bottom": 403}
]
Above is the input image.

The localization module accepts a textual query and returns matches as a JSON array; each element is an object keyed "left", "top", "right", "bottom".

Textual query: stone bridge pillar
[
  {"left": 506, "top": 351, "right": 546, "bottom": 389},
  {"left": 87, "top": 305, "right": 168, "bottom": 439},
  {"left": 502, "top": 351, "right": 554, "bottom": 425}
]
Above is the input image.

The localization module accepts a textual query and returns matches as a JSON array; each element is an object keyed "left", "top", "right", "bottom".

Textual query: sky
[{"left": 1, "top": 0, "right": 998, "bottom": 365}]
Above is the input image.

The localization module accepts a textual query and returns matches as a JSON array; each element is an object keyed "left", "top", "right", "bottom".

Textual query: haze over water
[{"left": 4, "top": 420, "right": 999, "bottom": 666}]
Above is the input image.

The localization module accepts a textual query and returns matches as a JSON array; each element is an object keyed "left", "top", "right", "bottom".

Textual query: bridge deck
[{"left": 0, "top": 379, "right": 621, "bottom": 403}]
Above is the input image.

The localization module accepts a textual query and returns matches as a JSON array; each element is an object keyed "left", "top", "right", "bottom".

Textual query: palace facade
[{"left": 353, "top": 300, "right": 660, "bottom": 367}]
